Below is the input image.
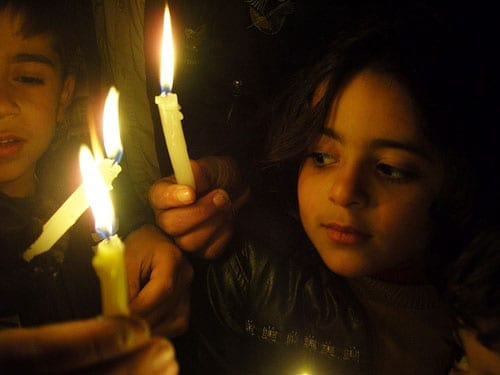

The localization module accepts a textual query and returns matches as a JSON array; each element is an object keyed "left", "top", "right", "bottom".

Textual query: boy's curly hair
[{"left": 0, "top": 0, "right": 80, "bottom": 75}]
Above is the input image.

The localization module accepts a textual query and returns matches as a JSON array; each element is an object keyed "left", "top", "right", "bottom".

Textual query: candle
[
  {"left": 155, "top": 4, "right": 195, "bottom": 188},
  {"left": 80, "top": 145, "right": 129, "bottom": 316},
  {"left": 23, "top": 87, "right": 123, "bottom": 262}
]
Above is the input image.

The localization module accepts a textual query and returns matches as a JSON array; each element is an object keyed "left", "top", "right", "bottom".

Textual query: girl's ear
[{"left": 56, "top": 74, "right": 76, "bottom": 122}]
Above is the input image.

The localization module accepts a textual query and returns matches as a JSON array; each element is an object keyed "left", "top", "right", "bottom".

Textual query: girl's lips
[
  {"left": 324, "top": 223, "right": 371, "bottom": 245},
  {"left": 0, "top": 137, "right": 25, "bottom": 158}
]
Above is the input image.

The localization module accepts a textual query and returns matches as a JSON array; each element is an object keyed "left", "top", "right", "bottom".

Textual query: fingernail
[
  {"left": 213, "top": 190, "right": 230, "bottom": 208},
  {"left": 175, "top": 187, "right": 194, "bottom": 203}
]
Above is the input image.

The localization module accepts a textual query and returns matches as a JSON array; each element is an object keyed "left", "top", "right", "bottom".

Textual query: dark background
[{"left": 74, "top": 0, "right": 499, "bottom": 223}]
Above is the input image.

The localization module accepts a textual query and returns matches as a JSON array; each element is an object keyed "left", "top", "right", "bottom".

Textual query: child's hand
[
  {"left": 125, "top": 224, "right": 193, "bottom": 337},
  {"left": 149, "top": 157, "right": 249, "bottom": 259},
  {"left": 0, "top": 316, "right": 178, "bottom": 374}
]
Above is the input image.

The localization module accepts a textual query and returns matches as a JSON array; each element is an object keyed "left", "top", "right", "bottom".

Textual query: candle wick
[
  {"left": 160, "top": 84, "right": 171, "bottom": 95},
  {"left": 96, "top": 228, "right": 110, "bottom": 241},
  {"left": 113, "top": 150, "right": 123, "bottom": 165}
]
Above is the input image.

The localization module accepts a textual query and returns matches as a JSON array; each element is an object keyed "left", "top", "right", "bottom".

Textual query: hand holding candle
[
  {"left": 23, "top": 87, "right": 123, "bottom": 262},
  {"left": 80, "top": 145, "right": 129, "bottom": 316},
  {"left": 155, "top": 4, "right": 195, "bottom": 188}
]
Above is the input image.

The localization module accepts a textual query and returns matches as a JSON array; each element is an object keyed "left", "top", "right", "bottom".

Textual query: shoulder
[
  {"left": 205, "top": 199, "right": 369, "bottom": 335},
  {"left": 206, "top": 197, "right": 316, "bottom": 294},
  {"left": 190, "top": 198, "right": 373, "bottom": 373},
  {"left": 196, "top": 231, "right": 372, "bottom": 373}
]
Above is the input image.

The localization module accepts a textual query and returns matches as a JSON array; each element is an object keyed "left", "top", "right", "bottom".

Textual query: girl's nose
[
  {"left": 328, "top": 162, "right": 369, "bottom": 208},
  {"left": 0, "top": 83, "right": 20, "bottom": 119}
]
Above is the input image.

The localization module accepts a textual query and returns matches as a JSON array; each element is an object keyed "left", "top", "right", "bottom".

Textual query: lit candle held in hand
[
  {"left": 23, "top": 87, "right": 123, "bottom": 262},
  {"left": 155, "top": 4, "right": 195, "bottom": 188},
  {"left": 80, "top": 145, "right": 129, "bottom": 316}
]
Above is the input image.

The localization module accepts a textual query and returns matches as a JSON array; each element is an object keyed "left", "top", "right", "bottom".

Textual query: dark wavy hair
[
  {"left": 257, "top": 3, "right": 475, "bottom": 283},
  {"left": 446, "top": 225, "right": 500, "bottom": 351}
]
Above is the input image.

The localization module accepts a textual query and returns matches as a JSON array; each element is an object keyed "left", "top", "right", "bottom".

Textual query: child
[
  {"left": 175, "top": 4, "right": 476, "bottom": 374},
  {"left": 0, "top": 0, "right": 184, "bottom": 372},
  {"left": 446, "top": 225, "right": 500, "bottom": 374},
  {"left": 0, "top": 0, "right": 191, "bottom": 357}
]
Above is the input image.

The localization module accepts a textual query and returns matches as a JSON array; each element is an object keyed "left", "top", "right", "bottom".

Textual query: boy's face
[
  {"left": 298, "top": 69, "right": 444, "bottom": 282},
  {"left": 0, "top": 9, "right": 73, "bottom": 197}
]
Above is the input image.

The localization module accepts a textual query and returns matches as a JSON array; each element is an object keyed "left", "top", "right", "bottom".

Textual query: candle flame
[
  {"left": 102, "top": 86, "right": 122, "bottom": 163},
  {"left": 160, "top": 4, "right": 174, "bottom": 93},
  {"left": 80, "top": 145, "right": 116, "bottom": 238},
  {"left": 88, "top": 105, "right": 104, "bottom": 162}
]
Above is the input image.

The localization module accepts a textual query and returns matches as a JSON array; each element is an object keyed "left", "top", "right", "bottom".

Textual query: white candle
[
  {"left": 23, "top": 87, "right": 123, "bottom": 262},
  {"left": 155, "top": 5, "right": 195, "bottom": 188},
  {"left": 80, "top": 145, "right": 129, "bottom": 316},
  {"left": 93, "top": 234, "right": 129, "bottom": 316}
]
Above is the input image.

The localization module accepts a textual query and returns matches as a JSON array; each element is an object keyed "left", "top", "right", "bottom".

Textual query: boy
[{"left": 0, "top": 0, "right": 185, "bottom": 371}]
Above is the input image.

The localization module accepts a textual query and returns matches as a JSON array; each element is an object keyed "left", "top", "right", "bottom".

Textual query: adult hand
[
  {"left": 149, "top": 156, "right": 250, "bottom": 259},
  {"left": 125, "top": 224, "right": 193, "bottom": 337},
  {"left": 0, "top": 316, "right": 178, "bottom": 374}
]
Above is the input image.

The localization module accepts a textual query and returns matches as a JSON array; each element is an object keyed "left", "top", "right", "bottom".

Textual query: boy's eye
[
  {"left": 308, "top": 152, "right": 337, "bottom": 167},
  {"left": 377, "top": 163, "right": 416, "bottom": 182},
  {"left": 15, "top": 76, "right": 44, "bottom": 84}
]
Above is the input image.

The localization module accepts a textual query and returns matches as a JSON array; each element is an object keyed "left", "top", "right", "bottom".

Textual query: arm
[
  {"left": 124, "top": 156, "right": 247, "bottom": 336},
  {"left": 124, "top": 223, "right": 193, "bottom": 337}
]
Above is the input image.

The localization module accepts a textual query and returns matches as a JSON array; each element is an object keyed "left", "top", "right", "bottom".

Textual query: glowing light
[
  {"left": 80, "top": 145, "right": 116, "bottom": 238},
  {"left": 159, "top": 5, "right": 174, "bottom": 93},
  {"left": 102, "top": 86, "right": 122, "bottom": 163},
  {"left": 154, "top": 4, "right": 195, "bottom": 188}
]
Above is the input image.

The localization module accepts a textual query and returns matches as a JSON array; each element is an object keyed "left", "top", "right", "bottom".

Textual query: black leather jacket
[{"left": 178, "top": 202, "right": 372, "bottom": 374}]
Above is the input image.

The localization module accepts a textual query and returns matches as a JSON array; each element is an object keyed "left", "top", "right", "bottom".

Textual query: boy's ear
[{"left": 56, "top": 74, "right": 76, "bottom": 122}]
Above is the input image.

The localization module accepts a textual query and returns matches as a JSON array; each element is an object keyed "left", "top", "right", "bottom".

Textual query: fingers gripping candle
[
  {"left": 80, "top": 146, "right": 129, "bottom": 316},
  {"left": 155, "top": 4, "right": 195, "bottom": 188}
]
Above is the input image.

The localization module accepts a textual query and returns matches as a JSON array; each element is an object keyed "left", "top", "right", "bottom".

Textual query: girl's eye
[
  {"left": 308, "top": 152, "right": 337, "bottom": 167},
  {"left": 377, "top": 163, "right": 416, "bottom": 182},
  {"left": 15, "top": 76, "right": 44, "bottom": 84}
]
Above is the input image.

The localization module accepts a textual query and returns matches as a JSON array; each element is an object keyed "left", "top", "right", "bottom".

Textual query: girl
[{"left": 182, "top": 4, "right": 474, "bottom": 374}]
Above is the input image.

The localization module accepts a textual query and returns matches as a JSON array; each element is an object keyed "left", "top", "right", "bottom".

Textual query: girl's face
[
  {"left": 0, "top": 10, "right": 73, "bottom": 197},
  {"left": 298, "top": 69, "right": 444, "bottom": 282}
]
